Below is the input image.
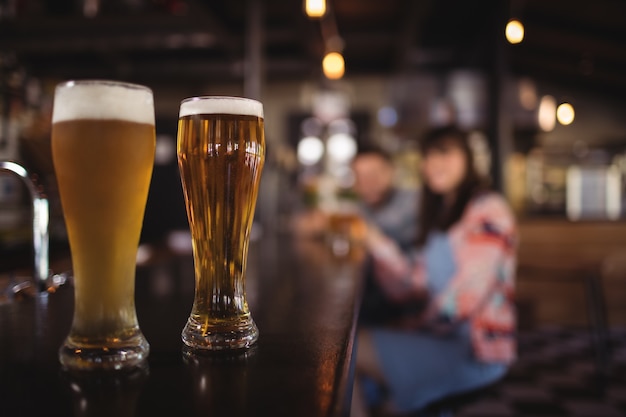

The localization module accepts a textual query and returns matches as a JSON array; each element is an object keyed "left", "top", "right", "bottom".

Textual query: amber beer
[
  {"left": 327, "top": 209, "right": 366, "bottom": 258},
  {"left": 52, "top": 81, "right": 155, "bottom": 370},
  {"left": 177, "top": 96, "right": 265, "bottom": 350}
]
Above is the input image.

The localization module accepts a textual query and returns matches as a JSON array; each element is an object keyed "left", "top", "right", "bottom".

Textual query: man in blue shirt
[{"left": 351, "top": 146, "right": 420, "bottom": 324}]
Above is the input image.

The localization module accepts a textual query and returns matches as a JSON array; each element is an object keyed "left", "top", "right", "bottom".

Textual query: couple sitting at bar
[{"left": 352, "top": 126, "right": 518, "bottom": 417}]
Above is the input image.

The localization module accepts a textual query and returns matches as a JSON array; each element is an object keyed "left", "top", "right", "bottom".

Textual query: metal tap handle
[{"left": 0, "top": 161, "right": 49, "bottom": 292}]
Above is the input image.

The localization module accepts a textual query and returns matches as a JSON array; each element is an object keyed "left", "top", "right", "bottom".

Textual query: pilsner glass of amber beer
[
  {"left": 177, "top": 96, "right": 265, "bottom": 351},
  {"left": 52, "top": 80, "right": 155, "bottom": 370}
]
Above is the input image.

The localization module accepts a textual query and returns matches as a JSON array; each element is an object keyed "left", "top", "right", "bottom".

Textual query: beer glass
[
  {"left": 177, "top": 96, "right": 265, "bottom": 350},
  {"left": 52, "top": 80, "right": 155, "bottom": 370}
]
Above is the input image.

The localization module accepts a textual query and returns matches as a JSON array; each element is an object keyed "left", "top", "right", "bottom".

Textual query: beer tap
[{"left": 0, "top": 161, "right": 49, "bottom": 292}]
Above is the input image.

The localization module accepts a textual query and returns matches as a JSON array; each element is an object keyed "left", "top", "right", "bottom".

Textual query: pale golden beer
[
  {"left": 177, "top": 96, "right": 265, "bottom": 350},
  {"left": 52, "top": 80, "right": 155, "bottom": 370}
]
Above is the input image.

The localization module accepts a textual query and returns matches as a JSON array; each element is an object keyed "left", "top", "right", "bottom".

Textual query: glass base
[
  {"left": 59, "top": 331, "right": 150, "bottom": 371},
  {"left": 182, "top": 316, "right": 258, "bottom": 351}
]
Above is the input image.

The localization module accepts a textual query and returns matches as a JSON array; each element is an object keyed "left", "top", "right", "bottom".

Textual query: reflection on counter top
[{"left": 0, "top": 234, "right": 365, "bottom": 417}]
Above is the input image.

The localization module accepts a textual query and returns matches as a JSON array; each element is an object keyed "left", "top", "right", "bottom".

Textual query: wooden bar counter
[{"left": 0, "top": 234, "right": 365, "bottom": 417}]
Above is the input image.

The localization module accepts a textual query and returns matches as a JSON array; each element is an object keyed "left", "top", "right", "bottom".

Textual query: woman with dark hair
[{"left": 351, "top": 126, "right": 518, "bottom": 417}]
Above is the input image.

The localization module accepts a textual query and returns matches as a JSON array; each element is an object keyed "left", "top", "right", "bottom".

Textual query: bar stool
[{"left": 517, "top": 260, "right": 610, "bottom": 378}]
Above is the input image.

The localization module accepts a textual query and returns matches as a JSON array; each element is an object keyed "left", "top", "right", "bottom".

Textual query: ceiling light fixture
[
  {"left": 322, "top": 52, "right": 345, "bottom": 80},
  {"left": 556, "top": 102, "right": 575, "bottom": 125},
  {"left": 505, "top": 19, "right": 524, "bottom": 44},
  {"left": 538, "top": 95, "right": 556, "bottom": 132},
  {"left": 305, "top": 0, "right": 326, "bottom": 18}
]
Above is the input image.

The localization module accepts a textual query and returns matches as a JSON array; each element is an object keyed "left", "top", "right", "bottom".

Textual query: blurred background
[{"left": 1, "top": 0, "right": 626, "bottom": 327}]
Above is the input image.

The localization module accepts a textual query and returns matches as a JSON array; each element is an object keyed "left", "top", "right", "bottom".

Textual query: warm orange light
[
  {"left": 538, "top": 95, "right": 556, "bottom": 132},
  {"left": 323, "top": 52, "right": 345, "bottom": 80},
  {"left": 305, "top": 0, "right": 326, "bottom": 18},
  {"left": 505, "top": 19, "right": 524, "bottom": 44},
  {"left": 556, "top": 103, "right": 575, "bottom": 125}
]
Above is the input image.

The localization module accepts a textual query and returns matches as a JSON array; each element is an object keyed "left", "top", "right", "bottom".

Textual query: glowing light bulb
[
  {"left": 305, "top": 0, "right": 326, "bottom": 18},
  {"left": 327, "top": 133, "right": 357, "bottom": 163},
  {"left": 323, "top": 52, "right": 345, "bottom": 80},
  {"left": 297, "top": 136, "right": 324, "bottom": 165},
  {"left": 538, "top": 95, "right": 556, "bottom": 132},
  {"left": 556, "top": 103, "right": 575, "bottom": 125},
  {"left": 505, "top": 19, "right": 524, "bottom": 44}
]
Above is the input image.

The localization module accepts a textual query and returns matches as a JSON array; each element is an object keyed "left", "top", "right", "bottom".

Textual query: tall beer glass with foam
[
  {"left": 52, "top": 80, "right": 155, "bottom": 370},
  {"left": 177, "top": 96, "right": 265, "bottom": 351}
]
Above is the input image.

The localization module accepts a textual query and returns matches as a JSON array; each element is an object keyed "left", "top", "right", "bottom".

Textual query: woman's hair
[{"left": 415, "top": 125, "right": 489, "bottom": 247}]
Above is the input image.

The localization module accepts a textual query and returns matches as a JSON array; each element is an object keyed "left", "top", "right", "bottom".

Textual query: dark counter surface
[{"left": 0, "top": 235, "right": 365, "bottom": 417}]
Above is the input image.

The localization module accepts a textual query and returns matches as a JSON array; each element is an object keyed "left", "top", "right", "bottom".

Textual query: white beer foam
[
  {"left": 52, "top": 81, "right": 155, "bottom": 125},
  {"left": 179, "top": 96, "right": 264, "bottom": 119}
]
